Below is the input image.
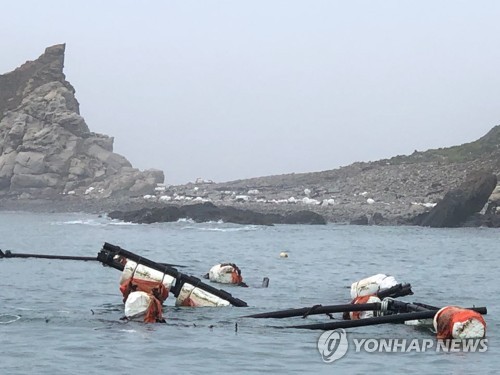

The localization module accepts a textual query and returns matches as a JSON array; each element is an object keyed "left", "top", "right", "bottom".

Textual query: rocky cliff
[{"left": 0, "top": 44, "right": 163, "bottom": 199}]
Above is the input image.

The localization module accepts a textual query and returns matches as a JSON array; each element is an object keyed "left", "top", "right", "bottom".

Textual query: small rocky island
[{"left": 1, "top": 44, "right": 500, "bottom": 227}]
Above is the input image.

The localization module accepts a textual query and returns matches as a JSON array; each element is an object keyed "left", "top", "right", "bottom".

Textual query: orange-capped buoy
[
  {"left": 349, "top": 295, "right": 381, "bottom": 320},
  {"left": 433, "top": 306, "right": 486, "bottom": 339}
]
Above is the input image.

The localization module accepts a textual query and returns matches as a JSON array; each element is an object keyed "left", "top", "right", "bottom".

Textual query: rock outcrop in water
[
  {"left": 108, "top": 202, "right": 326, "bottom": 226},
  {"left": 0, "top": 44, "right": 163, "bottom": 199},
  {"left": 413, "top": 170, "right": 497, "bottom": 227}
]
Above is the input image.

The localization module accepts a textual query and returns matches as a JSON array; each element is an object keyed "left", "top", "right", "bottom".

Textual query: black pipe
[
  {"left": 242, "top": 296, "right": 428, "bottom": 319},
  {"left": 285, "top": 307, "right": 488, "bottom": 330},
  {"left": 412, "top": 302, "right": 439, "bottom": 310},
  {"left": 102, "top": 243, "right": 181, "bottom": 277},
  {"left": 0, "top": 250, "right": 97, "bottom": 261},
  {"left": 243, "top": 303, "right": 382, "bottom": 319},
  {"left": 158, "top": 262, "right": 186, "bottom": 268},
  {"left": 377, "top": 283, "right": 413, "bottom": 299},
  {"left": 389, "top": 300, "right": 438, "bottom": 313},
  {"left": 261, "top": 277, "right": 270, "bottom": 288}
]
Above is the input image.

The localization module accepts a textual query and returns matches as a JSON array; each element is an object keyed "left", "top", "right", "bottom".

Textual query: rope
[
  {"left": 132, "top": 257, "right": 142, "bottom": 277},
  {"left": 302, "top": 304, "right": 322, "bottom": 318},
  {"left": 160, "top": 271, "right": 167, "bottom": 287},
  {"left": 183, "top": 279, "right": 202, "bottom": 305}
]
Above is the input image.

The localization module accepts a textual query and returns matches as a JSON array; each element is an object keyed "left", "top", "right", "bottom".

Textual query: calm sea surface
[{"left": 0, "top": 211, "right": 497, "bottom": 374}]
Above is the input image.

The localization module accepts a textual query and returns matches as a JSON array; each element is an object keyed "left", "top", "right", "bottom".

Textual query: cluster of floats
[{"left": 0, "top": 243, "right": 487, "bottom": 340}]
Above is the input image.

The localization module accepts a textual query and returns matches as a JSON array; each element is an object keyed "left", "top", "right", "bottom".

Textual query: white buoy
[
  {"left": 350, "top": 274, "right": 398, "bottom": 299},
  {"left": 279, "top": 251, "right": 289, "bottom": 258},
  {"left": 124, "top": 291, "right": 152, "bottom": 320},
  {"left": 207, "top": 263, "right": 243, "bottom": 284}
]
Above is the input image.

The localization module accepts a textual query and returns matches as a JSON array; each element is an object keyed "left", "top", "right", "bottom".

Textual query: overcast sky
[{"left": 2, "top": 1, "right": 500, "bottom": 184}]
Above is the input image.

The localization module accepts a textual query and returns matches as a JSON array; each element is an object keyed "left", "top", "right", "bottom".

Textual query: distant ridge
[{"left": 385, "top": 125, "right": 500, "bottom": 165}]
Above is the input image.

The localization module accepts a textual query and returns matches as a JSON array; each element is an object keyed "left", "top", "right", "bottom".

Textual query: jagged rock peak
[
  {"left": 0, "top": 45, "right": 164, "bottom": 199},
  {"left": 0, "top": 44, "right": 77, "bottom": 120},
  {"left": 18, "top": 44, "right": 66, "bottom": 75}
]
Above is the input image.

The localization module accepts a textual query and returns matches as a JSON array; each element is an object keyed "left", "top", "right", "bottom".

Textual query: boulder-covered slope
[
  {"left": 0, "top": 44, "right": 163, "bottom": 199},
  {"left": 156, "top": 126, "right": 500, "bottom": 225}
]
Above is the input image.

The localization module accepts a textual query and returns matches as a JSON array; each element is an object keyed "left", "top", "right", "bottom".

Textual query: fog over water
[{"left": 2, "top": 1, "right": 500, "bottom": 184}]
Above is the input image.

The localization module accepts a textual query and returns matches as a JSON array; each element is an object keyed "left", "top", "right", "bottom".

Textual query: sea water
[{"left": 0, "top": 211, "right": 497, "bottom": 374}]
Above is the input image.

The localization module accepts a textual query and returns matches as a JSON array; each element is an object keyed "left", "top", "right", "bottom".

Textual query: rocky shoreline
[
  {"left": 0, "top": 194, "right": 403, "bottom": 224},
  {"left": 1, "top": 167, "right": 498, "bottom": 228}
]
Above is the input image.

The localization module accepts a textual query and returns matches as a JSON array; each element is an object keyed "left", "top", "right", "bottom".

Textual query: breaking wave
[
  {"left": 51, "top": 219, "right": 137, "bottom": 226},
  {"left": 181, "top": 224, "right": 260, "bottom": 232}
]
